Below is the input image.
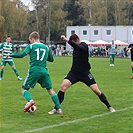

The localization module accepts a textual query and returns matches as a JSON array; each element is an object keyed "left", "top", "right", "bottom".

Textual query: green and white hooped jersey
[
  {"left": 109, "top": 44, "right": 117, "bottom": 54},
  {"left": 0, "top": 42, "right": 14, "bottom": 61}
]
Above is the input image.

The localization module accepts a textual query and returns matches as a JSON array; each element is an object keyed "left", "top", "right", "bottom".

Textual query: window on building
[
  {"left": 71, "top": 30, "right": 75, "bottom": 35},
  {"left": 106, "top": 30, "right": 111, "bottom": 35},
  {"left": 83, "top": 30, "right": 87, "bottom": 35},
  {"left": 94, "top": 30, "right": 98, "bottom": 35}
]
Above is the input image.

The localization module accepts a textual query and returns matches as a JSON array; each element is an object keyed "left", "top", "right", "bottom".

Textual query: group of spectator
[
  {"left": 13, "top": 43, "right": 130, "bottom": 58},
  {"left": 49, "top": 45, "right": 69, "bottom": 56},
  {"left": 89, "top": 46, "right": 129, "bottom": 58}
]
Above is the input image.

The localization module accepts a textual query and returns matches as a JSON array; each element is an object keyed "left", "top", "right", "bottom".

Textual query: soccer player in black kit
[
  {"left": 48, "top": 34, "right": 115, "bottom": 114},
  {"left": 127, "top": 43, "right": 133, "bottom": 79}
]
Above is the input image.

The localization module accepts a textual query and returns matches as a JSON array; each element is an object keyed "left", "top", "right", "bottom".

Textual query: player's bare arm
[{"left": 61, "top": 35, "right": 68, "bottom": 42}]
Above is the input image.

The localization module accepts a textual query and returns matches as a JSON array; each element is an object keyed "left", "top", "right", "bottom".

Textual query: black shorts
[{"left": 64, "top": 70, "right": 96, "bottom": 87}]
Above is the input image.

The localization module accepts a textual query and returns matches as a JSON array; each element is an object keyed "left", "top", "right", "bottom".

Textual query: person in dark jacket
[{"left": 48, "top": 34, "right": 115, "bottom": 114}]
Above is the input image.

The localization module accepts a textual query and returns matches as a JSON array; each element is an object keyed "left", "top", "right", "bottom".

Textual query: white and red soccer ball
[{"left": 25, "top": 102, "right": 37, "bottom": 113}]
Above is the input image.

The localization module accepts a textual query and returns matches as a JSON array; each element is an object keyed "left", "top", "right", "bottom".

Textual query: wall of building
[{"left": 66, "top": 26, "right": 133, "bottom": 51}]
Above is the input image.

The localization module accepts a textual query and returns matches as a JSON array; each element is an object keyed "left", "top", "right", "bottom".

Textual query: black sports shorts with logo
[{"left": 64, "top": 70, "right": 96, "bottom": 87}]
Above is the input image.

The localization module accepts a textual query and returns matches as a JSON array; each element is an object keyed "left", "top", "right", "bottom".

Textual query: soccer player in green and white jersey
[
  {"left": 108, "top": 40, "right": 117, "bottom": 66},
  {"left": 9, "top": 31, "right": 62, "bottom": 114},
  {"left": 0, "top": 36, "right": 22, "bottom": 80}
]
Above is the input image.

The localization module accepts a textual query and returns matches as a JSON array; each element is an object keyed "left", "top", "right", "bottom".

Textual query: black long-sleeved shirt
[
  {"left": 68, "top": 40, "right": 91, "bottom": 74},
  {"left": 128, "top": 43, "right": 133, "bottom": 61}
]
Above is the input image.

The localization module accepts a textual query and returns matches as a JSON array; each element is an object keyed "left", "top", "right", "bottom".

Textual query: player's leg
[
  {"left": 22, "top": 88, "right": 35, "bottom": 112},
  {"left": 47, "top": 88, "right": 62, "bottom": 114},
  {"left": 22, "top": 70, "right": 37, "bottom": 112},
  {"left": 0, "top": 66, "right": 4, "bottom": 80},
  {"left": 90, "top": 84, "right": 115, "bottom": 112},
  {"left": 82, "top": 72, "right": 115, "bottom": 112},
  {"left": 113, "top": 58, "right": 115, "bottom": 64},
  {"left": 90, "top": 84, "right": 109, "bottom": 106},
  {"left": 39, "top": 69, "right": 62, "bottom": 114},
  {"left": 48, "top": 79, "right": 71, "bottom": 114},
  {"left": 109, "top": 54, "right": 113, "bottom": 66},
  {"left": 22, "top": 88, "right": 32, "bottom": 102},
  {"left": 48, "top": 71, "right": 77, "bottom": 114},
  {"left": 57, "top": 71, "right": 78, "bottom": 106},
  {"left": 112, "top": 54, "right": 115, "bottom": 66},
  {"left": 57, "top": 79, "right": 72, "bottom": 104},
  {"left": 0, "top": 61, "right": 6, "bottom": 80},
  {"left": 9, "top": 61, "right": 22, "bottom": 80}
]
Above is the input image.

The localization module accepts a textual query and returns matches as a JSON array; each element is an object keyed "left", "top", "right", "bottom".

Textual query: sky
[{"left": 20, "top": 0, "right": 34, "bottom": 10}]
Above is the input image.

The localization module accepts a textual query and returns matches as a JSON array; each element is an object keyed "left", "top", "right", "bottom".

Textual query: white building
[{"left": 66, "top": 26, "right": 133, "bottom": 51}]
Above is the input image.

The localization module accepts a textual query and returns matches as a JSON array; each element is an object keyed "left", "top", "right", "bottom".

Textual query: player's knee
[
  {"left": 90, "top": 84, "right": 101, "bottom": 96},
  {"left": 60, "top": 84, "right": 67, "bottom": 92},
  {"left": 48, "top": 88, "right": 55, "bottom": 95},
  {"left": 1, "top": 66, "right": 4, "bottom": 69},
  {"left": 95, "top": 90, "right": 101, "bottom": 96},
  {"left": 21, "top": 88, "right": 25, "bottom": 93},
  {"left": 12, "top": 66, "right": 15, "bottom": 69}
]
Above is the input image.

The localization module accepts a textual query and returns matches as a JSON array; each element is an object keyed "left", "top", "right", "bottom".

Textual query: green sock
[
  {"left": 0, "top": 69, "right": 3, "bottom": 78},
  {"left": 12, "top": 68, "right": 19, "bottom": 77},
  {"left": 110, "top": 60, "right": 113, "bottom": 64},
  {"left": 113, "top": 58, "right": 114, "bottom": 64},
  {"left": 51, "top": 93, "right": 60, "bottom": 110},
  {"left": 22, "top": 90, "right": 32, "bottom": 102}
]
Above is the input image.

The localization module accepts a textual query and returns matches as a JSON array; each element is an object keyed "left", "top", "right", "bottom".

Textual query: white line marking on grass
[{"left": 22, "top": 106, "right": 133, "bottom": 133}]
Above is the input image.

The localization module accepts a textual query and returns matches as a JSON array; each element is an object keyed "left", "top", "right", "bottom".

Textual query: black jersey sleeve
[
  {"left": 68, "top": 40, "right": 87, "bottom": 51},
  {"left": 128, "top": 43, "right": 133, "bottom": 48}
]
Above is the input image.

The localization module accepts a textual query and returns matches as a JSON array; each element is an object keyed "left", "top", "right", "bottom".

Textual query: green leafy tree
[
  {"left": 80, "top": 0, "right": 133, "bottom": 26},
  {"left": 50, "top": 0, "right": 72, "bottom": 42},
  {"left": 23, "top": 10, "right": 37, "bottom": 41},
  {"left": 63, "top": 0, "right": 86, "bottom": 26},
  {"left": 30, "top": 0, "right": 71, "bottom": 42},
  {"left": 129, "top": 2, "right": 133, "bottom": 24},
  {"left": 1, "top": 0, "right": 27, "bottom": 41},
  {"left": 106, "top": 0, "right": 116, "bottom": 26}
]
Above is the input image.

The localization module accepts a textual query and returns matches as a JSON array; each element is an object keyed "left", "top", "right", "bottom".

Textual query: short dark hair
[
  {"left": 6, "top": 36, "right": 11, "bottom": 38},
  {"left": 69, "top": 34, "right": 79, "bottom": 42}
]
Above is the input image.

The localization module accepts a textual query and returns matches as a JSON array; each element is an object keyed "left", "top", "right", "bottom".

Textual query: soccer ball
[{"left": 25, "top": 102, "right": 37, "bottom": 113}]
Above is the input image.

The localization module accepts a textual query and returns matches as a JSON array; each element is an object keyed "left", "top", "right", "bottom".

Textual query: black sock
[
  {"left": 55, "top": 91, "right": 64, "bottom": 109},
  {"left": 58, "top": 90, "right": 65, "bottom": 104},
  {"left": 99, "top": 93, "right": 111, "bottom": 108}
]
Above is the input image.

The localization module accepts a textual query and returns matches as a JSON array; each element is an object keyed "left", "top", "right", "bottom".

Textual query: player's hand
[
  {"left": 61, "top": 35, "right": 68, "bottom": 42},
  {"left": 6, "top": 54, "right": 10, "bottom": 58},
  {"left": 0, "top": 54, "right": 2, "bottom": 57}
]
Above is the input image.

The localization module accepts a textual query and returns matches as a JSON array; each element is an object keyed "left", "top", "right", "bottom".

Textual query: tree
[
  {"left": 49, "top": 0, "right": 72, "bottom": 42},
  {"left": 80, "top": 0, "right": 133, "bottom": 26},
  {"left": 1, "top": 0, "right": 27, "bottom": 41},
  {"left": 129, "top": 2, "right": 133, "bottom": 25},
  {"left": 107, "top": 0, "right": 116, "bottom": 26},
  {"left": 63, "top": 0, "right": 86, "bottom": 26},
  {"left": 30, "top": 0, "right": 71, "bottom": 43},
  {"left": 1, "top": 0, "right": 133, "bottom": 43}
]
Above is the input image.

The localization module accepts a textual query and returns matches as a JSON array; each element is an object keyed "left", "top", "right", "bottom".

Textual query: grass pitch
[{"left": 0, "top": 56, "right": 132, "bottom": 133}]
